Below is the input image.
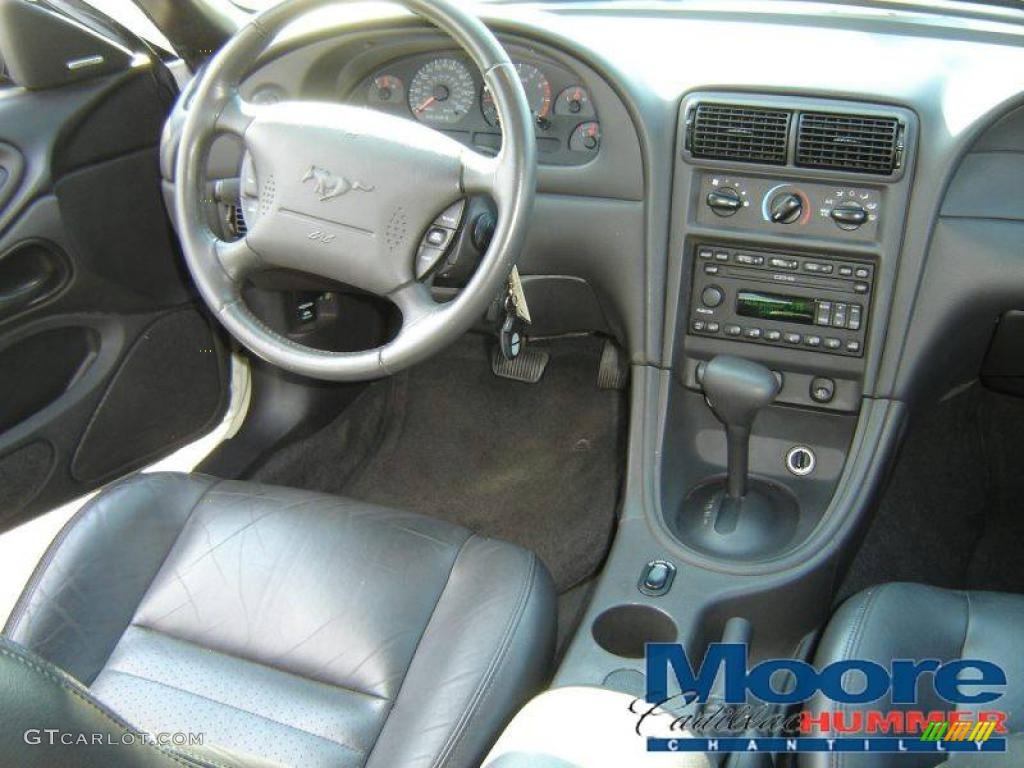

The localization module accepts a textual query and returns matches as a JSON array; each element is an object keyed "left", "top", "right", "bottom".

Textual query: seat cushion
[
  {"left": 803, "top": 582, "right": 1024, "bottom": 768},
  {"left": 4, "top": 472, "right": 556, "bottom": 768}
]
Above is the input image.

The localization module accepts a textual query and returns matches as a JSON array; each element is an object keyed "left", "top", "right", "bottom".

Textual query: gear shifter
[
  {"left": 677, "top": 355, "right": 799, "bottom": 561},
  {"left": 698, "top": 356, "right": 780, "bottom": 498}
]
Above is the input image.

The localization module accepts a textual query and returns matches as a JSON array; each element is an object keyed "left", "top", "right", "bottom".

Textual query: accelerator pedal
[
  {"left": 597, "top": 338, "right": 629, "bottom": 390},
  {"left": 492, "top": 345, "right": 549, "bottom": 384}
]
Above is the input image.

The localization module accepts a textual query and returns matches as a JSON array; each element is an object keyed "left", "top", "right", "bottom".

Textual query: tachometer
[
  {"left": 482, "top": 61, "right": 552, "bottom": 127},
  {"left": 408, "top": 58, "right": 475, "bottom": 125}
]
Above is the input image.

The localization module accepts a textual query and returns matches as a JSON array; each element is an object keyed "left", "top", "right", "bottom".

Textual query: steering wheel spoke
[
  {"left": 216, "top": 91, "right": 257, "bottom": 139},
  {"left": 461, "top": 147, "right": 502, "bottom": 200},
  {"left": 213, "top": 234, "right": 261, "bottom": 281},
  {"left": 390, "top": 281, "right": 439, "bottom": 327}
]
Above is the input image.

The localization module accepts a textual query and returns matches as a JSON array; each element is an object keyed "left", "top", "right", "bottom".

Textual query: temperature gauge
[
  {"left": 569, "top": 121, "right": 601, "bottom": 153},
  {"left": 555, "top": 86, "right": 594, "bottom": 117},
  {"left": 368, "top": 74, "right": 404, "bottom": 105}
]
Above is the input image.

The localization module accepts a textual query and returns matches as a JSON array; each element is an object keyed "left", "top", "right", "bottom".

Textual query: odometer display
[{"left": 408, "top": 58, "right": 475, "bottom": 125}]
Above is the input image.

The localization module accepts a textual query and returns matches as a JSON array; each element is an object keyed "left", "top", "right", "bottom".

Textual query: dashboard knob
[
  {"left": 706, "top": 187, "right": 743, "bottom": 217},
  {"left": 701, "top": 285, "right": 724, "bottom": 308},
  {"left": 769, "top": 192, "right": 804, "bottom": 224},
  {"left": 830, "top": 201, "right": 869, "bottom": 230}
]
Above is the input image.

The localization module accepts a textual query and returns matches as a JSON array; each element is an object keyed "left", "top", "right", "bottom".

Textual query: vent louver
[
  {"left": 689, "top": 103, "right": 791, "bottom": 165},
  {"left": 796, "top": 112, "right": 903, "bottom": 175}
]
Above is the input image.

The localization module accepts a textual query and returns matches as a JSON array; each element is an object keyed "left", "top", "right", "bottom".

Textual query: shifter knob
[{"left": 699, "top": 356, "right": 780, "bottom": 499}]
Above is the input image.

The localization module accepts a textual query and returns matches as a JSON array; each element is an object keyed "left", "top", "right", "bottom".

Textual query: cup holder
[{"left": 591, "top": 604, "right": 678, "bottom": 659}]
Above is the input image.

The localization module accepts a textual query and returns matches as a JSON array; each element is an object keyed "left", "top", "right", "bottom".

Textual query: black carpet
[
  {"left": 837, "top": 384, "right": 1024, "bottom": 603},
  {"left": 252, "top": 333, "right": 626, "bottom": 593}
]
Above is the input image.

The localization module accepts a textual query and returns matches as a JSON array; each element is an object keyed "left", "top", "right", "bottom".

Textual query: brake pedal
[
  {"left": 492, "top": 345, "right": 549, "bottom": 384},
  {"left": 597, "top": 338, "right": 629, "bottom": 390}
]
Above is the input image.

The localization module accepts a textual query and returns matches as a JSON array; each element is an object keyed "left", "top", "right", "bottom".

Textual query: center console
[{"left": 554, "top": 91, "right": 917, "bottom": 697}]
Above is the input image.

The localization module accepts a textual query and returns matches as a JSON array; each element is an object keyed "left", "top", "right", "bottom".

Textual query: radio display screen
[{"left": 737, "top": 291, "right": 816, "bottom": 326}]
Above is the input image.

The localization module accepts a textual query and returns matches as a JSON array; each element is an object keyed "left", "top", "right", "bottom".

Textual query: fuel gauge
[
  {"left": 368, "top": 75, "right": 404, "bottom": 105},
  {"left": 569, "top": 121, "right": 601, "bottom": 153}
]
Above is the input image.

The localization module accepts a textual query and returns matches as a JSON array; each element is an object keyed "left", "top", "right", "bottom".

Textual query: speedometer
[{"left": 408, "top": 58, "right": 475, "bottom": 126}]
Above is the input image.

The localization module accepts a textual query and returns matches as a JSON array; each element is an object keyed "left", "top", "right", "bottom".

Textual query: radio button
[
  {"left": 698, "top": 248, "right": 713, "bottom": 260},
  {"left": 839, "top": 266, "right": 854, "bottom": 277},
  {"left": 765, "top": 330, "right": 782, "bottom": 342},
  {"left": 692, "top": 319, "right": 706, "bottom": 332},
  {"left": 846, "top": 340, "right": 862, "bottom": 354},
  {"left": 832, "top": 303, "right": 848, "bottom": 328},
  {"left": 735, "top": 253, "right": 764, "bottom": 266},
  {"left": 715, "top": 251, "right": 730, "bottom": 262},
  {"left": 783, "top": 332, "right": 802, "bottom": 344},
  {"left": 816, "top": 301, "right": 833, "bottom": 326},
  {"left": 701, "top": 286, "right": 725, "bottom": 308},
  {"left": 854, "top": 282, "right": 869, "bottom": 294},
  {"left": 724, "top": 324, "right": 742, "bottom": 337},
  {"left": 824, "top": 337, "right": 842, "bottom": 350},
  {"left": 805, "top": 335, "right": 822, "bottom": 347},
  {"left": 769, "top": 257, "right": 798, "bottom": 270},
  {"left": 804, "top": 262, "right": 834, "bottom": 275},
  {"left": 849, "top": 305, "right": 863, "bottom": 331},
  {"left": 810, "top": 377, "right": 836, "bottom": 404},
  {"left": 704, "top": 265, "right": 720, "bottom": 275},
  {"left": 855, "top": 267, "right": 870, "bottom": 279},
  {"left": 707, "top": 322, "right": 720, "bottom": 333},
  {"left": 744, "top": 328, "right": 763, "bottom": 339}
]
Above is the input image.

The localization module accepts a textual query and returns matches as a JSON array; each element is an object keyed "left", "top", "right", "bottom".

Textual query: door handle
[{"left": 0, "top": 242, "right": 69, "bottom": 321}]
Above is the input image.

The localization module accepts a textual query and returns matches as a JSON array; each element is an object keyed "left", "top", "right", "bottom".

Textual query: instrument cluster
[{"left": 350, "top": 53, "right": 601, "bottom": 166}]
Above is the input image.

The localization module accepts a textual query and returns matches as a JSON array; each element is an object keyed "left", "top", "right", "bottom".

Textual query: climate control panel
[
  {"left": 697, "top": 174, "right": 881, "bottom": 241},
  {"left": 689, "top": 243, "right": 873, "bottom": 358}
]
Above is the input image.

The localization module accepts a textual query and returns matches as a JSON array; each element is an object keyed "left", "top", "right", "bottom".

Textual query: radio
[{"left": 689, "top": 244, "right": 873, "bottom": 357}]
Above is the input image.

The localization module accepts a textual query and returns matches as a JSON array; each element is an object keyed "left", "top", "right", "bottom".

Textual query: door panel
[{"left": 0, "top": 22, "right": 229, "bottom": 526}]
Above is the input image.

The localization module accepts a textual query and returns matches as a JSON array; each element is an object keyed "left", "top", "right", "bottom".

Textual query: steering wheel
[{"left": 174, "top": 0, "right": 536, "bottom": 381}]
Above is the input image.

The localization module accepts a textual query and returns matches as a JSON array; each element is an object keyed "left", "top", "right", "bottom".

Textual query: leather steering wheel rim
[{"left": 174, "top": 0, "right": 536, "bottom": 381}]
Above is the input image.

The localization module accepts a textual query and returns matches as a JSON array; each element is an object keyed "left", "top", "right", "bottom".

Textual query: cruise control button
[
  {"left": 426, "top": 227, "right": 450, "bottom": 248},
  {"left": 784, "top": 332, "right": 802, "bottom": 344},
  {"left": 725, "top": 324, "right": 742, "bottom": 337}
]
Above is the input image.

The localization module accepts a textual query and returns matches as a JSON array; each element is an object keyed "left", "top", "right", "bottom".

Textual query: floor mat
[
  {"left": 837, "top": 384, "right": 1024, "bottom": 603},
  {"left": 251, "top": 333, "right": 626, "bottom": 592}
]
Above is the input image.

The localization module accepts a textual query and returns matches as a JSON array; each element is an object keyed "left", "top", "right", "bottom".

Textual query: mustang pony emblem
[{"left": 301, "top": 166, "right": 375, "bottom": 201}]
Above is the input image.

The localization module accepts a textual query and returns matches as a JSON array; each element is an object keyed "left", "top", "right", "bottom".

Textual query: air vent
[
  {"left": 796, "top": 112, "right": 903, "bottom": 175},
  {"left": 689, "top": 104, "right": 791, "bottom": 166}
]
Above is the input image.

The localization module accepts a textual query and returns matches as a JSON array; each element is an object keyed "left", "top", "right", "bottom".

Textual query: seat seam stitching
[
  {"left": 123, "top": 623, "right": 391, "bottom": 703},
  {"left": 433, "top": 546, "right": 538, "bottom": 768},
  {"left": 363, "top": 530, "right": 473, "bottom": 763},
  {"left": 0, "top": 644, "right": 227, "bottom": 768},
  {"left": 97, "top": 667, "right": 367, "bottom": 755}
]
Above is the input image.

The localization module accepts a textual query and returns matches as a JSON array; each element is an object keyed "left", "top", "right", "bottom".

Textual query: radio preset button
[
  {"left": 804, "top": 262, "right": 834, "bottom": 275},
  {"left": 854, "top": 282, "right": 869, "bottom": 294},
  {"left": 832, "top": 303, "right": 848, "bottom": 328},
  {"left": 849, "top": 305, "right": 863, "bottom": 331},
  {"left": 715, "top": 251, "right": 730, "bottom": 262},
  {"left": 692, "top": 319, "right": 706, "bottom": 332},
  {"left": 816, "top": 301, "right": 833, "bottom": 326},
  {"left": 744, "top": 328, "right": 763, "bottom": 339},
  {"left": 704, "top": 265, "right": 720, "bottom": 275},
  {"left": 855, "top": 267, "right": 870, "bottom": 279},
  {"left": 784, "top": 332, "right": 802, "bottom": 344},
  {"left": 838, "top": 266, "right": 854, "bottom": 277},
  {"left": 725, "top": 324, "right": 742, "bottom": 337},
  {"left": 736, "top": 253, "right": 764, "bottom": 266},
  {"left": 707, "top": 322, "right": 720, "bottom": 333},
  {"left": 765, "top": 330, "right": 782, "bottom": 342},
  {"left": 824, "top": 337, "right": 842, "bottom": 350},
  {"left": 769, "top": 257, "right": 798, "bottom": 270},
  {"left": 846, "top": 340, "right": 862, "bottom": 354},
  {"left": 805, "top": 335, "right": 822, "bottom": 347},
  {"left": 699, "top": 248, "right": 713, "bottom": 260}
]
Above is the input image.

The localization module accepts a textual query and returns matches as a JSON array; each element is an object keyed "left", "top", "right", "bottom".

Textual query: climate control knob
[
  {"left": 830, "top": 202, "right": 869, "bottom": 231},
  {"left": 706, "top": 187, "right": 743, "bottom": 217},
  {"left": 769, "top": 192, "right": 804, "bottom": 224}
]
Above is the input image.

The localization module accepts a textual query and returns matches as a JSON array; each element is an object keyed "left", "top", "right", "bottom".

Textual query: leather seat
[
  {"left": 804, "top": 582, "right": 1024, "bottom": 768},
  {"left": 1, "top": 472, "right": 556, "bottom": 768}
]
